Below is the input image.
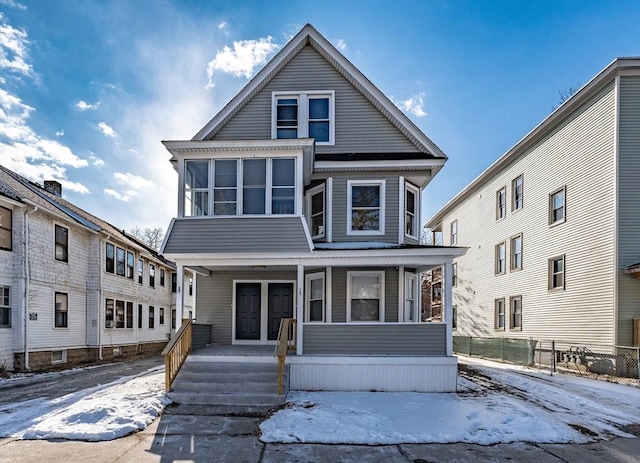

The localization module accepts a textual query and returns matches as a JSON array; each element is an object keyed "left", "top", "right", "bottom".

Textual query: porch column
[
  {"left": 176, "top": 264, "right": 184, "bottom": 329},
  {"left": 443, "top": 262, "right": 453, "bottom": 356},
  {"left": 296, "top": 264, "right": 304, "bottom": 355}
]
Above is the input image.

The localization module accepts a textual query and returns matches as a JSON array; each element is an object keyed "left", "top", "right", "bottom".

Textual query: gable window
[
  {"left": 347, "top": 271, "right": 384, "bottom": 322},
  {"left": 0, "top": 206, "right": 12, "bottom": 251},
  {"left": 549, "top": 255, "right": 565, "bottom": 290},
  {"left": 116, "top": 247, "right": 126, "bottom": 277},
  {"left": 496, "top": 187, "right": 506, "bottom": 220},
  {"left": 149, "top": 264, "right": 155, "bottom": 287},
  {"left": 54, "top": 225, "right": 68, "bottom": 262},
  {"left": 510, "top": 296, "right": 522, "bottom": 330},
  {"left": 160, "top": 268, "right": 165, "bottom": 286},
  {"left": 308, "top": 184, "right": 325, "bottom": 239},
  {"left": 452, "top": 263, "right": 457, "bottom": 287},
  {"left": 138, "top": 259, "right": 143, "bottom": 284},
  {"left": 54, "top": 292, "right": 68, "bottom": 328},
  {"left": 510, "top": 234, "right": 522, "bottom": 271},
  {"left": 550, "top": 187, "right": 565, "bottom": 225},
  {"left": 512, "top": 175, "right": 523, "bottom": 211},
  {"left": 184, "top": 160, "right": 209, "bottom": 217},
  {"left": 495, "top": 298, "right": 505, "bottom": 330},
  {"left": 348, "top": 180, "right": 385, "bottom": 235},
  {"left": 495, "top": 242, "right": 506, "bottom": 275},
  {"left": 405, "top": 183, "right": 419, "bottom": 239},
  {"left": 105, "top": 243, "right": 115, "bottom": 273},
  {"left": 213, "top": 159, "right": 237, "bottom": 215},
  {"left": 305, "top": 272, "right": 325, "bottom": 322},
  {"left": 450, "top": 220, "right": 458, "bottom": 245},
  {"left": 272, "top": 91, "right": 334, "bottom": 144},
  {"left": 149, "top": 306, "right": 155, "bottom": 329},
  {"left": 0, "top": 286, "right": 10, "bottom": 328}
]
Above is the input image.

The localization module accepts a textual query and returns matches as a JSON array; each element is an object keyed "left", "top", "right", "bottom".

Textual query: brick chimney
[{"left": 44, "top": 180, "right": 62, "bottom": 197}]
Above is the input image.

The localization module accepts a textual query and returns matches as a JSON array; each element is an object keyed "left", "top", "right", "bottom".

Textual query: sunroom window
[
  {"left": 213, "top": 160, "right": 237, "bottom": 215},
  {"left": 271, "top": 158, "right": 295, "bottom": 214},
  {"left": 243, "top": 159, "right": 266, "bottom": 214},
  {"left": 185, "top": 160, "right": 209, "bottom": 217}
]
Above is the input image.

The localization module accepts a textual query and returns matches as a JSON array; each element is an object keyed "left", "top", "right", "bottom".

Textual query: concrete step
[
  {"left": 172, "top": 378, "right": 284, "bottom": 394},
  {"left": 167, "top": 391, "right": 286, "bottom": 407},
  {"left": 180, "top": 362, "right": 278, "bottom": 374},
  {"left": 176, "top": 371, "right": 284, "bottom": 383}
]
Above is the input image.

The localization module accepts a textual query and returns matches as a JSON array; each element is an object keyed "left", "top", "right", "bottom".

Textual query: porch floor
[{"left": 190, "top": 344, "right": 295, "bottom": 362}]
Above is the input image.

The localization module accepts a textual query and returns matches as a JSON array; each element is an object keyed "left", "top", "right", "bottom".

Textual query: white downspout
[{"left": 23, "top": 203, "right": 38, "bottom": 370}]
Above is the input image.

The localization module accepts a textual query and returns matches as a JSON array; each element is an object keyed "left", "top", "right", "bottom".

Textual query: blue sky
[{"left": 1, "top": 0, "right": 639, "bottom": 234}]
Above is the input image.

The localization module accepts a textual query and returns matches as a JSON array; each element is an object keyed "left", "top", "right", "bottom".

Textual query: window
[
  {"left": 348, "top": 180, "right": 385, "bottom": 235},
  {"left": 105, "top": 299, "right": 133, "bottom": 329},
  {"left": 404, "top": 273, "right": 416, "bottom": 322},
  {"left": 51, "top": 350, "right": 66, "bottom": 364},
  {"left": 160, "top": 268, "right": 165, "bottom": 286},
  {"left": 54, "top": 292, "right": 68, "bottom": 328},
  {"left": 495, "top": 298, "right": 505, "bottom": 330},
  {"left": 452, "top": 263, "right": 457, "bottom": 287},
  {"left": 138, "top": 259, "right": 143, "bottom": 284},
  {"left": 126, "top": 302, "right": 133, "bottom": 328},
  {"left": 171, "top": 272, "right": 177, "bottom": 293},
  {"left": 272, "top": 91, "right": 334, "bottom": 144},
  {"left": 54, "top": 225, "right": 68, "bottom": 262},
  {"left": 308, "top": 184, "right": 325, "bottom": 239},
  {"left": 116, "top": 247, "right": 126, "bottom": 277},
  {"left": 105, "top": 243, "right": 115, "bottom": 273},
  {"left": 126, "top": 252, "right": 134, "bottom": 279},
  {"left": 512, "top": 175, "right": 523, "bottom": 211},
  {"left": 189, "top": 277, "right": 193, "bottom": 296},
  {"left": 0, "top": 206, "right": 12, "bottom": 251},
  {"left": 271, "top": 158, "right": 295, "bottom": 214},
  {"left": 510, "top": 296, "right": 522, "bottom": 330},
  {"left": 213, "top": 159, "right": 237, "bottom": 215},
  {"left": 149, "top": 264, "right": 155, "bottom": 287},
  {"left": 149, "top": 306, "right": 155, "bottom": 328},
  {"left": 510, "top": 234, "right": 522, "bottom": 270},
  {"left": 405, "top": 183, "right": 419, "bottom": 238},
  {"left": 105, "top": 299, "right": 114, "bottom": 328},
  {"left": 184, "top": 160, "right": 209, "bottom": 217},
  {"left": 305, "top": 272, "right": 325, "bottom": 322},
  {"left": 115, "top": 300, "right": 125, "bottom": 328},
  {"left": 496, "top": 187, "right": 506, "bottom": 220},
  {"left": 452, "top": 305, "right": 457, "bottom": 330},
  {"left": 450, "top": 220, "right": 458, "bottom": 245},
  {"left": 549, "top": 255, "right": 565, "bottom": 290},
  {"left": 347, "top": 271, "right": 384, "bottom": 322},
  {"left": 0, "top": 286, "right": 10, "bottom": 328},
  {"left": 495, "top": 242, "right": 506, "bottom": 275},
  {"left": 138, "top": 304, "right": 143, "bottom": 329},
  {"left": 549, "top": 187, "right": 565, "bottom": 225},
  {"left": 172, "top": 308, "right": 176, "bottom": 329},
  {"left": 242, "top": 159, "right": 266, "bottom": 214},
  {"left": 159, "top": 307, "right": 165, "bottom": 325}
]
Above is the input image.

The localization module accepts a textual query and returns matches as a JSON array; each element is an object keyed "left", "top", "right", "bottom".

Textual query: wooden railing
[
  {"left": 274, "top": 318, "right": 297, "bottom": 395},
  {"left": 161, "top": 318, "right": 193, "bottom": 392}
]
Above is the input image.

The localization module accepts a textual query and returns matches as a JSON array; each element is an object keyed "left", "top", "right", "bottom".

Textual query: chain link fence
[{"left": 454, "top": 336, "right": 640, "bottom": 388}]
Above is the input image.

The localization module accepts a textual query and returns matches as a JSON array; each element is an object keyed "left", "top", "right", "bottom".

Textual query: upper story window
[
  {"left": 160, "top": 268, "right": 165, "bottom": 286},
  {"left": 496, "top": 187, "right": 506, "bottom": 220},
  {"left": 495, "top": 241, "right": 506, "bottom": 275},
  {"left": 1, "top": 286, "right": 10, "bottom": 328},
  {"left": 105, "top": 243, "right": 115, "bottom": 273},
  {"left": 405, "top": 183, "right": 419, "bottom": 239},
  {"left": 54, "top": 225, "right": 68, "bottom": 262},
  {"left": 272, "top": 91, "right": 335, "bottom": 144},
  {"left": 512, "top": 175, "right": 523, "bottom": 211},
  {"left": 450, "top": 220, "right": 458, "bottom": 245},
  {"left": 138, "top": 259, "right": 143, "bottom": 284},
  {"left": 347, "top": 180, "right": 385, "bottom": 235},
  {"left": 183, "top": 157, "right": 297, "bottom": 217},
  {"left": 171, "top": 272, "right": 177, "bottom": 293},
  {"left": 307, "top": 184, "right": 325, "bottom": 240},
  {"left": 549, "top": 187, "right": 565, "bottom": 225},
  {"left": 511, "top": 234, "right": 523, "bottom": 271},
  {"left": 549, "top": 255, "right": 565, "bottom": 290},
  {"left": 126, "top": 251, "right": 134, "bottom": 279},
  {"left": 149, "top": 264, "right": 155, "bottom": 287},
  {"left": 452, "top": 263, "right": 457, "bottom": 287},
  {"left": 0, "top": 206, "right": 12, "bottom": 251},
  {"left": 116, "top": 247, "right": 126, "bottom": 277}
]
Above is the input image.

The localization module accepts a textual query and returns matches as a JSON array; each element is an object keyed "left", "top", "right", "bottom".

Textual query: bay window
[
  {"left": 348, "top": 180, "right": 385, "bottom": 235},
  {"left": 405, "top": 183, "right": 419, "bottom": 239}
]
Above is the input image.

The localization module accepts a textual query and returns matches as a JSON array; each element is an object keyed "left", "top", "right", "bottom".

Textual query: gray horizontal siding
[
  {"left": 164, "top": 217, "right": 311, "bottom": 254},
  {"left": 214, "top": 45, "right": 420, "bottom": 154},
  {"left": 192, "top": 323, "right": 212, "bottom": 349},
  {"left": 303, "top": 323, "right": 446, "bottom": 355},
  {"left": 617, "top": 75, "right": 640, "bottom": 346}
]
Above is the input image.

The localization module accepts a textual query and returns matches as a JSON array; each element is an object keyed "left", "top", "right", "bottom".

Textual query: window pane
[
  {"left": 116, "top": 248, "right": 126, "bottom": 276},
  {"left": 0, "top": 206, "right": 11, "bottom": 229},
  {"left": 243, "top": 188, "right": 266, "bottom": 214},
  {"left": 406, "top": 189, "right": 415, "bottom": 214},
  {"left": 272, "top": 188, "right": 295, "bottom": 214},
  {"left": 311, "top": 190, "right": 324, "bottom": 214},
  {"left": 277, "top": 103, "right": 298, "bottom": 125},
  {"left": 309, "top": 121, "right": 329, "bottom": 142},
  {"left": 186, "top": 191, "right": 208, "bottom": 216},
  {"left": 214, "top": 203, "right": 237, "bottom": 215},
  {"left": 126, "top": 302, "right": 133, "bottom": 328},
  {"left": 0, "top": 228, "right": 12, "bottom": 250},
  {"left": 55, "top": 293, "right": 68, "bottom": 327},
  {"left": 115, "top": 300, "right": 125, "bottom": 328},
  {"left": 309, "top": 300, "right": 323, "bottom": 321},
  {"left": 272, "top": 159, "right": 295, "bottom": 186},
  {"left": 185, "top": 161, "right": 209, "bottom": 189},
  {"left": 243, "top": 159, "right": 266, "bottom": 186},
  {"left": 351, "top": 299, "right": 379, "bottom": 321},
  {"left": 214, "top": 160, "right": 237, "bottom": 187},
  {"left": 352, "top": 186, "right": 380, "bottom": 207},
  {"left": 352, "top": 275, "right": 380, "bottom": 299},
  {"left": 277, "top": 128, "right": 298, "bottom": 139},
  {"left": 309, "top": 98, "right": 329, "bottom": 119},
  {"left": 310, "top": 278, "right": 323, "bottom": 299},
  {"left": 352, "top": 210, "right": 379, "bottom": 231}
]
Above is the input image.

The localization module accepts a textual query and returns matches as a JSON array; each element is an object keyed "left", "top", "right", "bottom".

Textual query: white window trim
[
  {"left": 404, "top": 181, "right": 420, "bottom": 240},
  {"left": 495, "top": 241, "right": 506, "bottom": 275},
  {"left": 271, "top": 91, "right": 335, "bottom": 145},
  {"left": 549, "top": 255, "right": 566, "bottom": 290},
  {"left": 549, "top": 186, "right": 566, "bottom": 226},
  {"left": 403, "top": 271, "right": 418, "bottom": 323},
  {"left": 305, "top": 272, "right": 325, "bottom": 322},
  {"left": 346, "top": 270, "right": 385, "bottom": 323},
  {"left": 306, "top": 184, "right": 326, "bottom": 240},
  {"left": 347, "top": 179, "right": 386, "bottom": 236},
  {"left": 0, "top": 285, "right": 10, "bottom": 329},
  {"left": 510, "top": 234, "right": 523, "bottom": 271}
]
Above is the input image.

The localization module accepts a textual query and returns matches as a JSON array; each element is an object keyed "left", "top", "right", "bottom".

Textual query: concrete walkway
[{"left": 1, "top": 408, "right": 639, "bottom": 463}]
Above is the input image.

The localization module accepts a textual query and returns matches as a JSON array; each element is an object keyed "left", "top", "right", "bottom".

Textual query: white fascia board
[
  {"left": 0, "top": 196, "right": 26, "bottom": 208},
  {"left": 314, "top": 159, "right": 445, "bottom": 171},
  {"left": 163, "top": 138, "right": 315, "bottom": 154}
]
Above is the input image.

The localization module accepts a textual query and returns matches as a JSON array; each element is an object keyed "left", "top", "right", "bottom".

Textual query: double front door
[{"left": 235, "top": 282, "right": 294, "bottom": 343}]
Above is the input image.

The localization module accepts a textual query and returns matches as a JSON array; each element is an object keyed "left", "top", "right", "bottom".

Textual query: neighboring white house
[
  {"left": 425, "top": 58, "right": 640, "bottom": 348},
  {"left": 0, "top": 165, "right": 194, "bottom": 371}
]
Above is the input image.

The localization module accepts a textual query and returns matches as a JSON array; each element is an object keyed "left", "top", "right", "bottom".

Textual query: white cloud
[
  {"left": 55, "top": 129, "right": 64, "bottom": 137},
  {"left": 104, "top": 188, "right": 137, "bottom": 202},
  {"left": 89, "top": 155, "right": 104, "bottom": 167},
  {"left": 0, "top": 0, "right": 27, "bottom": 10},
  {"left": 335, "top": 39, "right": 347, "bottom": 51},
  {"left": 394, "top": 93, "right": 427, "bottom": 117},
  {"left": 97, "top": 121, "right": 116, "bottom": 137},
  {"left": 217, "top": 21, "right": 227, "bottom": 30},
  {"left": 59, "top": 179, "right": 90, "bottom": 194},
  {"left": 205, "top": 36, "right": 278, "bottom": 88},
  {"left": 0, "top": 12, "right": 32, "bottom": 75},
  {"left": 76, "top": 100, "right": 100, "bottom": 111},
  {"left": 114, "top": 172, "right": 156, "bottom": 189}
]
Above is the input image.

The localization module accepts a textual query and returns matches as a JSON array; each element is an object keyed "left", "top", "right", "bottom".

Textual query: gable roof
[{"left": 193, "top": 24, "right": 446, "bottom": 159}]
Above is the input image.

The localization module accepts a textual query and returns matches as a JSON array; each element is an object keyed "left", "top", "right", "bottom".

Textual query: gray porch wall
[
  {"left": 331, "top": 267, "right": 399, "bottom": 322},
  {"left": 302, "top": 323, "right": 446, "bottom": 355}
]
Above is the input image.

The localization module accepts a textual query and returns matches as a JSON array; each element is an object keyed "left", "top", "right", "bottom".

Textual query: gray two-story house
[{"left": 161, "top": 24, "right": 464, "bottom": 392}]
